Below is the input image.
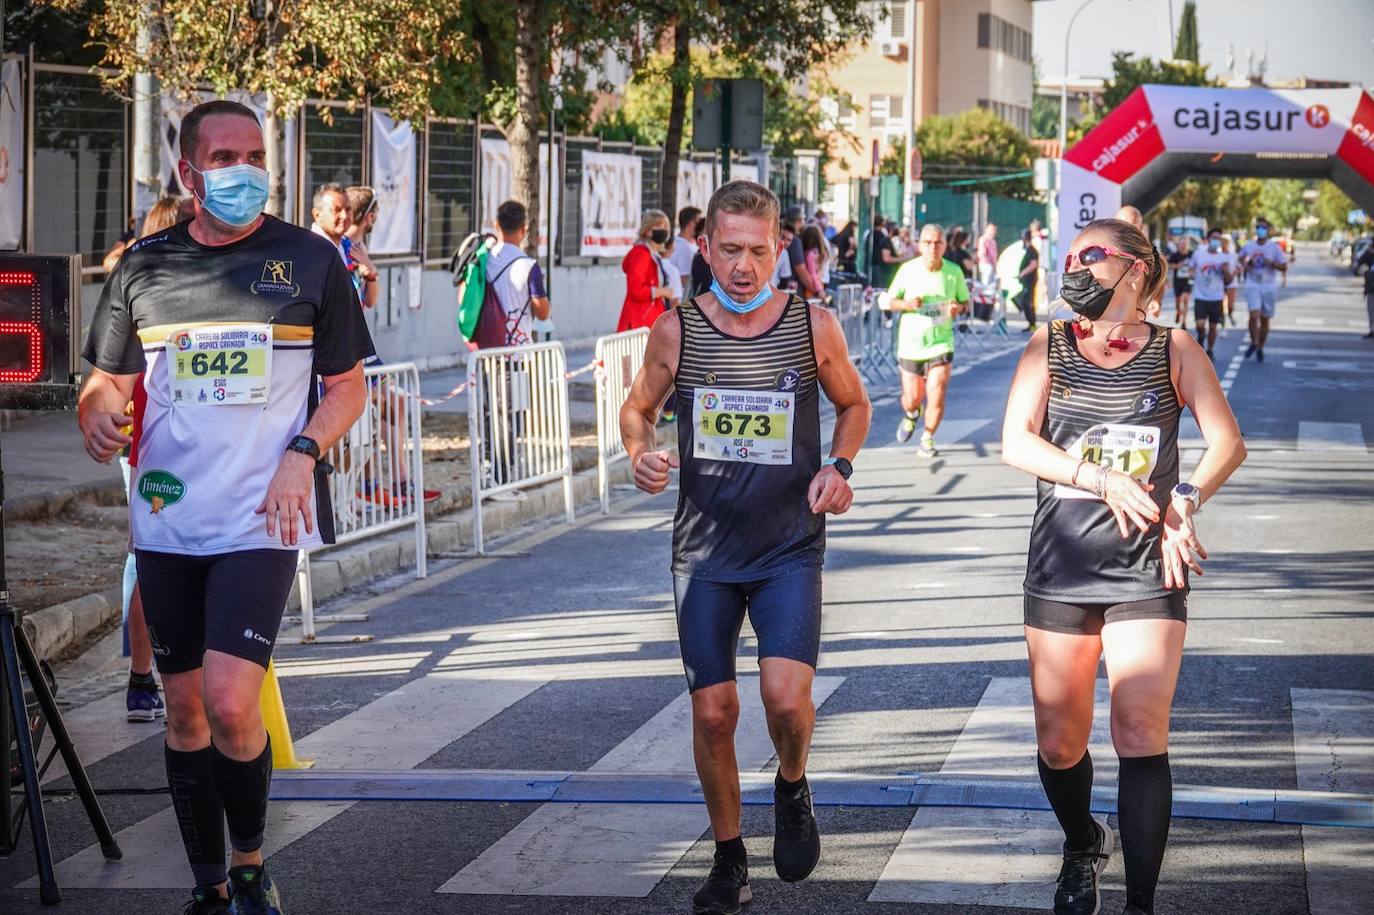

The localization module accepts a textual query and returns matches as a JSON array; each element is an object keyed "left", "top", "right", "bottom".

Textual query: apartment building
[{"left": 823, "top": 0, "right": 1035, "bottom": 191}]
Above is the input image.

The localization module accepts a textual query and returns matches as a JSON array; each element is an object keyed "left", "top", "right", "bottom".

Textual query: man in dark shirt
[
  {"left": 867, "top": 214, "right": 899, "bottom": 289},
  {"left": 78, "top": 99, "right": 373, "bottom": 915}
]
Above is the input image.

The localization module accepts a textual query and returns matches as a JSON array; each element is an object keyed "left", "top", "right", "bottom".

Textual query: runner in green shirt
[{"left": 882, "top": 223, "right": 969, "bottom": 456}]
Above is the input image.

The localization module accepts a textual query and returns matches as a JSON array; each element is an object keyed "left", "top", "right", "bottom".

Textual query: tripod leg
[
  {"left": 13, "top": 622, "right": 122, "bottom": 861},
  {"left": 0, "top": 615, "right": 60, "bottom": 904}
]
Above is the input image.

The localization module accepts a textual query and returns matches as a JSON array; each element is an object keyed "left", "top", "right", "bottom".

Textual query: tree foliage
[
  {"left": 1173, "top": 1, "right": 1199, "bottom": 63},
  {"left": 1314, "top": 182, "right": 1359, "bottom": 233},
  {"left": 38, "top": 0, "right": 464, "bottom": 122},
  {"left": 884, "top": 108, "right": 1037, "bottom": 199},
  {"left": 1256, "top": 179, "right": 1308, "bottom": 233}
]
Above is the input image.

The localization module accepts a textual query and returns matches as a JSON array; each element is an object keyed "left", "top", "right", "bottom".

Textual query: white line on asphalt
[
  {"left": 1292, "top": 689, "right": 1374, "bottom": 915},
  {"left": 1219, "top": 351, "right": 1244, "bottom": 395},
  {"left": 869, "top": 677, "right": 1117, "bottom": 909},
  {"left": 1283, "top": 360, "right": 1374, "bottom": 374},
  {"left": 1296, "top": 317, "right": 1326, "bottom": 326},
  {"left": 1298, "top": 421, "right": 1368, "bottom": 454},
  {"left": 31, "top": 674, "right": 550, "bottom": 890},
  {"left": 439, "top": 676, "right": 845, "bottom": 898},
  {"left": 40, "top": 691, "right": 161, "bottom": 786}
]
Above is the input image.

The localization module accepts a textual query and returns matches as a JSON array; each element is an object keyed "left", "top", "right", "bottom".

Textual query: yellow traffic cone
[{"left": 259, "top": 660, "right": 313, "bottom": 769}]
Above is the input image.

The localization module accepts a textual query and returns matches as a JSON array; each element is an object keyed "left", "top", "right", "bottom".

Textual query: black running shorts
[
  {"left": 898, "top": 353, "right": 954, "bottom": 377},
  {"left": 1173, "top": 277, "right": 1192, "bottom": 297},
  {"left": 1024, "top": 592, "right": 1187, "bottom": 637},
  {"left": 1193, "top": 298, "right": 1223, "bottom": 324},
  {"left": 135, "top": 549, "right": 298, "bottom": 674},
  {"left": 673, "top": 566, "right": 823, "bottom": 692}
]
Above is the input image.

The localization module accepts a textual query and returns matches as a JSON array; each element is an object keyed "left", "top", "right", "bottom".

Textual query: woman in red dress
[{"left": 617, "top": 209, "right": 675, "bottom": 332}]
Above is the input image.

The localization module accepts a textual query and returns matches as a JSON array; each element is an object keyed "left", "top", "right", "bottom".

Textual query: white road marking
[
  {"left": 439, "top": 676, "right": 844, "bottom": 898},
  {"left": 1296, "top": 317, "right": 1326, "bottom": 326},
  {"left": 1297, "top": 421, "right": 1368, "bottom": 454},
  {"left": 869, "top": 677, "right": 1117, "bottom": 909},
  {"left": 1219, "top": 351, "right": 1244, "bottom": 395},
  {"left": 1283, "top": 360, "right": 1374, "bottom": 374},
  {"left": 1292, "top": 689, "right": 1374, "bottom": 915},
  {"left": 31, "top": 674, "right": 549, "bottom": 890},
  {"left": 40, "top": 690, "right": 161, "bottom": 786}
]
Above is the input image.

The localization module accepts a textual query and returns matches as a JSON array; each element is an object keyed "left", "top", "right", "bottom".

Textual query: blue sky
[{"left": 1032, "top": 0, "right": 1374, "bottom": 86}]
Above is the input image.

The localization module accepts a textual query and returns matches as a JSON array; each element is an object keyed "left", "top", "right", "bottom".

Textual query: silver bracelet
[{"left": 1094, "top": 465, "right": 1109, "bottom": 498}]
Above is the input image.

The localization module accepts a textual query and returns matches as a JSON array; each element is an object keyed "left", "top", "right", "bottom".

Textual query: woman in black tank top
[{"left": 1002, "top": 218, "right": 1247, "bottom": 915}]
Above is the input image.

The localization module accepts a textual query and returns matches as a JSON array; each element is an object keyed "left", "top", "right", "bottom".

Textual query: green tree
[
  {"left": 1314, "top": 182, "right": 1359, "bottom": 233},
  {"left": 39, "top": 0, "right": 464, "bottom": 215},
  {"left": 1173, "top": 1, "right": 1199, "bottom": 63},
  {"left": 627, "top": 0, "right": 873, "bottom": 216},
  {"left": 1257, "top": 179, "right": 1308, "bottom": 233},
  {"left": 906, "top": 108, "right": 1037, "bottom": 199}
]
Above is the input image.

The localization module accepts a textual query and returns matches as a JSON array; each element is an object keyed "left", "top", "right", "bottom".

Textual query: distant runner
[{"left": 1240, "top": 217, "right": 1288, "bottom": 362}]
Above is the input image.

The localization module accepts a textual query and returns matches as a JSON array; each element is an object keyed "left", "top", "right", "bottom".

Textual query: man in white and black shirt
[{"left": 485, "top": 200, "right": 550, "bottom": 348}]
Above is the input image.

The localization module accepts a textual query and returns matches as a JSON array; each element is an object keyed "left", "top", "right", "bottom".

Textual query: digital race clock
[{"left": 0, "top": 255, "right": 81, "bottom": 410}]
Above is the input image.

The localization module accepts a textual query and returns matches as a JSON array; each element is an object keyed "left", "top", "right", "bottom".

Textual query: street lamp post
[{"left": 1059, "top": 0, "right": 1103, "bottom": 157}]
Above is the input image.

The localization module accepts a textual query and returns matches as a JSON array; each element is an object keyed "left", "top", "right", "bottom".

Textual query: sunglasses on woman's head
[{"left": 1064, "top": 244, "right": 1133, "bottom": 273}]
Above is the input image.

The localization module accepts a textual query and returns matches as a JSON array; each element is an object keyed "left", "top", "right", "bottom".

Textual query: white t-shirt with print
[
  {"left": 485, "top": 241, "right": 546, "bottom": 348},
  {"left": 1189, "top": 249, "right": 1231, "bottom": 301},
  {"left": 1240, "top": 240, "right": 1287, "bottom": 289}
]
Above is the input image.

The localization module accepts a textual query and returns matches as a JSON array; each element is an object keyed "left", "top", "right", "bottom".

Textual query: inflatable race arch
[{"left": 1058, "top": 84, "right": 1374, "bottom": 247}]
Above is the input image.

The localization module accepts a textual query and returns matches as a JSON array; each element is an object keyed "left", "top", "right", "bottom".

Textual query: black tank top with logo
[
  {"left": 673, "top": 295, "right": 823, "bottom": 581},
  {"left": 1025, "top": 320, "right": 1183, "bottom": 602}
]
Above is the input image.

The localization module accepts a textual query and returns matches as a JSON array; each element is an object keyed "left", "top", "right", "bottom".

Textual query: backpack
[{"left": 450, "top": 234, "right": 536, "bottom": 349}]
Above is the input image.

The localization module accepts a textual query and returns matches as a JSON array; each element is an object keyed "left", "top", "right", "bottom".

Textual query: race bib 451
[
  {"left": 1055, "top": 422, "right": 1161, "bottom": 502},
  {"left": 693, "top": 387, "right": 795, "bottom": 465}
]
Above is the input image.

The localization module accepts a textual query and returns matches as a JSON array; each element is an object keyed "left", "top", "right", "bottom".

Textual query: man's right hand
[
  {"left": 80, "top": 411, "right": 132, "bottom": 463},
  {"left": 633, "top": 450, "right": 680, "bottom": 494}
]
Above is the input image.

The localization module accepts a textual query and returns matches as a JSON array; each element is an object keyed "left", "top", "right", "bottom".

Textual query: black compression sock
[
  {"left": 210, "top": 736, "right": 273, "bottom": 854},
  {"left": 1038, "top": 750, "right": 1098, "bottom": 851},
  {"left": 164, "top": 745, "right": 227, "bottom": 888},
  {"left": 775, "top": 771, "right": 807, "bottom": 795},
  {"left": 129, "top": 669, "right": 155, "bottom": 688},
  {"left": 715, "top": 835, "right": 747, "bottom": 861},
  {"left": 1119, "top": 753, "right": 1172, "bottom": 912}
]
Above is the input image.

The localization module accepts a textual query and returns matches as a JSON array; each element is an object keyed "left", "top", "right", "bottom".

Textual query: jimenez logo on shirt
[
  {"left": 136, "top": 470, "right": 187, "bottom": 514},
  {"left": 251, "top": 258, "right": 300, "bottom": 296}
]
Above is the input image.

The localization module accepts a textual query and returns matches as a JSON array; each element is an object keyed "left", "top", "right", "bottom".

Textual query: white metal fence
[
  {"left": 294, "top": 362, "right": 429, "bottom": 642},
  {"left": 830, "top": 284, "right": 865, "bottom": 372},
  {"left": 467, "top": 341, "right": 574, "bottom": 554},
  {"left": 594, "top": 329, "right": 650, "bottom": 514}
]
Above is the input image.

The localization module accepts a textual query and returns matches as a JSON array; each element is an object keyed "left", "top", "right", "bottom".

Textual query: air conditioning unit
[{"left": 880, "top": 40, "right": 905, "bottom": 58}]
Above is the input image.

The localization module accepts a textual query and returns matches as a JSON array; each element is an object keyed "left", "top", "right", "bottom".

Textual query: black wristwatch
[
  {"left": 286, "top": 435, "right": 321, "bottom": 461},
  {"left": 823, "top": 456, "right": 853, "bottom": 480}
]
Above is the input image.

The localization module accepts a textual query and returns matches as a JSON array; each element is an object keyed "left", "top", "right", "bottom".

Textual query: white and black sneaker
[
  {"left": 1053, "top": 815, "right": 1113, "bottom": 915},
  {"left": 692, "top": 847, "right": 750, "bottom": 914}
]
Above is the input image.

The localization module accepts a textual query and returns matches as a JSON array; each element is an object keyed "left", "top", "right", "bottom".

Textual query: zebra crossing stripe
[
  {"left": 438, "top": 675, "right": 845, "bottom": 898},
  {"left": 869, "top": 676, "right": 1116, "bottom": 909},
  {"left": 25, "top": 674, "right": 550, "bottom": 890}
]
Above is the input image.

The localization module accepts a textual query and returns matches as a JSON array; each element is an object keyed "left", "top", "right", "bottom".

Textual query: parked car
[{"left": 1350, "top": 235, "right": 1373, "bottom": 275}]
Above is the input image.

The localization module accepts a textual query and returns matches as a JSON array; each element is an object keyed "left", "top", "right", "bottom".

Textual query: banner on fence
[
  {"left": 580, "top": 150, "right": 642, "bottom": 257},
  {"left": 159, "top": 91, "right": 299, "bottom": 224},
  {"left": 368, "top": 110, "right": 417, "bottom": 254},
  {"left": 0, "top": 61, "right": 22, "bottom": 249},
  {"left": 677, "top": 159, "right": 717, "bottom": 211},
  {"left": 480, "top": 137, "right": 558, "bottom": 257}
]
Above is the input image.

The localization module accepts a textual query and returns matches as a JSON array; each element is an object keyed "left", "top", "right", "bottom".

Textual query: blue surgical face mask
[
  {"left": 1208, "top": 238, "right": 1221, "bottom": 252},
  {"left": 1255, "top": 226, "right": 1268, "bottom": 240},
  {"left": 709, "top": 276, "right": 773, "bottom": 315},
  {"left": 188, "top": 162, "right": 269, "bottom": 227}
]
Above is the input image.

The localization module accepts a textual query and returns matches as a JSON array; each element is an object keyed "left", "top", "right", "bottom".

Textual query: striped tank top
[
  {"left": 1025, "top": 320, "right": 1182, "bottom": 602},
  {"left": 672, "top": 295, "right": 823, "bottom": 581}
]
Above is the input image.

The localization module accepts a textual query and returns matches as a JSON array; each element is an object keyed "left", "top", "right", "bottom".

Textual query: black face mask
[
  {"left": 1060, "top": 264, "right": 1131, "bottom": 320},
  {"left": 650, "top": 228, "right": 669, "bottom": 244}
]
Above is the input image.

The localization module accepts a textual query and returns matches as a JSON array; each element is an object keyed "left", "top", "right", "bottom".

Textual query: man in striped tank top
[{"left": 621, "top": 181, "right": 871, "bottom": 915}]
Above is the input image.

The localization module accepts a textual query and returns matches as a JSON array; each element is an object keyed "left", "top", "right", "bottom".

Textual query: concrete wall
[{"left": 78, "top": 259, "right": 628, "bottom": 373}]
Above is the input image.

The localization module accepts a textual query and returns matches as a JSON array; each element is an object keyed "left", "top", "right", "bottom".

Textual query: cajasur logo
[{"left": 137, "top": 470, "right": 187, "bottom": 513}]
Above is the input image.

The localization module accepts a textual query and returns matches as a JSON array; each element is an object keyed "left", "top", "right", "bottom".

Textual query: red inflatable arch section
[{"left": 1057, "top": 84, "right": 1374, "bottom": 254}]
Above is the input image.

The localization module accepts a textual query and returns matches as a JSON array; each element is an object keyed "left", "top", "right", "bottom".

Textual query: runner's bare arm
[
  {"left": 1168, "top": 329, "right": 1246, "bottom": 503},
  {"left": 620, "top": 310, "right": 682, "bottom": 494},
  {"left": 256, "top": 360, "right": 367, "bottom": 546},
  {"left": 809, "top": 305, "right": 870, "bottom": 514},
  {"left": 1002, "top": 328, "right": 1159, "bottom": 536},
  {"left": 77, "top": 367, "right": 138, "bottom": 463}
]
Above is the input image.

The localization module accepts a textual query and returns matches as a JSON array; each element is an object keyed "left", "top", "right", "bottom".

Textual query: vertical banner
[
  {"left": 368, "top": 110, "right": 417, "bottom": 254},
  {"left": 676, "top": 160, "right": 717, "bottom": 212},
  {"left": 479, "top": 137, "right": 558, "bottom": 256},
  {"left": 0, "top": 61, "right": 24, "bottom": 249},
  {"left": 579, "top": 150, "right": 641, "bottom": 258}
]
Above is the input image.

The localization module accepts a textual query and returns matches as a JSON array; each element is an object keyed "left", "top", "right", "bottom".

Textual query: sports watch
[
  {"left": 823, "top": 456, "right": 853, "bottom": 480},
  {"left": 1170, "top": 482, "right": 1201, "bottom": 512},
  {"left": 286, "top": 435, "right": 322, "bottom": 462}
]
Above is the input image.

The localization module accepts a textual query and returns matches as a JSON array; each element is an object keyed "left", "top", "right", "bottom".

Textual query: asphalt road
[{"left": 3, "top": 243, "right": 1371, "bottom": 915}]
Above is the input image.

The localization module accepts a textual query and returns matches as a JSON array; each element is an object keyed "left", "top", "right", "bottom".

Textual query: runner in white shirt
[
  {"left": 1188, "top": 228, "right": 1233, "bottom": 359},
  {"left": 670, "top": 206, "right": 702, "bottom": 278},
  {"left": 1239, "top": 217, "right": 1288, "bottom": 362}
]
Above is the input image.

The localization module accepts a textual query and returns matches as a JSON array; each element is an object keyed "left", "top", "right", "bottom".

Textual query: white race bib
[
  {"left": 1055, "top": 423, "right": 1161, "bottom": 502},
  {"left": 692, "top": 386, "right": 795, "bottom": 465},
  {"left": 167, "top": 324, "right": 273, "bottom": 407}
]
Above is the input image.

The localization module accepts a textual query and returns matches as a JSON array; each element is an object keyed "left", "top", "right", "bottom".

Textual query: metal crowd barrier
[
  {"left": 862, "top": 288, "right": 895, "bottom": 382},
  {"left": 467, "top": 341, "right": 575, "bottom": 554},
  {"left": 593, "top": 328, "right": 649, "bottom": 514},
  {"left": 294, "top": 362, "right": 429, "bottom": 642},
  {"left": 830, "top": 283, "right": 865, "bottom": 371}
]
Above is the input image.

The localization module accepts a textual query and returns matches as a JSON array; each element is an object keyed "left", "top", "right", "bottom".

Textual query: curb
[
  {"left": 9, "top": 478, "right": 128, "bottom": 524},
  {"left": 21, "top": 440, "right": 665, "bottom": 659}
]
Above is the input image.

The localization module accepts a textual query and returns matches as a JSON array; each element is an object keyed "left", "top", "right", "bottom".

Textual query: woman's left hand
[{"left": 1160, "top": 500, "right": 1207, "bottom": 590}]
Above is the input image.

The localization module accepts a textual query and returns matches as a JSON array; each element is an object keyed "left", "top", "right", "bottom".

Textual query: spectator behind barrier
[{"left": 487, "top": 200, "right": 551, "bottom": 348}]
